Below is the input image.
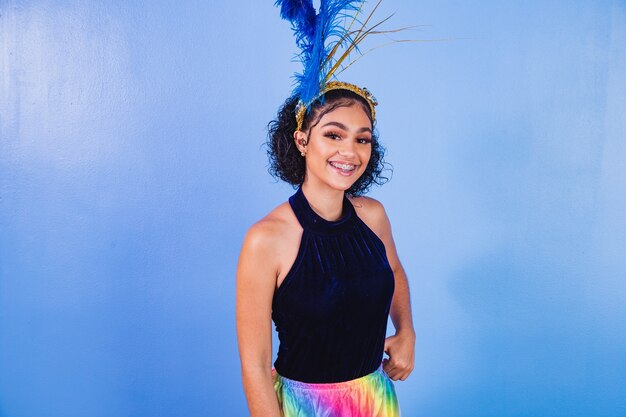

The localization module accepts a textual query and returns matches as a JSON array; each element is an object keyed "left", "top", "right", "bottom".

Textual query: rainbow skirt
[{"left": 272, "top": 362, "right": 401, "bottom": 416}]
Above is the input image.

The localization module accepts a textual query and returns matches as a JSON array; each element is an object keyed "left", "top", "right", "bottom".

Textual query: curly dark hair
[{"left": 265, "top": 89, "right": 391, "bottom": 196}]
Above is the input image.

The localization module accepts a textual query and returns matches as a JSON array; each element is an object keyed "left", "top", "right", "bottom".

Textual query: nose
[{"left": 337, "top": 137, "right": 357, "bottom": 157}]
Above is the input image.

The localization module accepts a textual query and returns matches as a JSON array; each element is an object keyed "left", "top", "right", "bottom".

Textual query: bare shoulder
[
  {"left": 243, "top": 201, "right": 299, "bottom": 255},
  {"left": 242, "top": 201, "right": 302, "bottom": 276},
  {"left": 347, "top": 195, "right": 390, "bottom": 238}
]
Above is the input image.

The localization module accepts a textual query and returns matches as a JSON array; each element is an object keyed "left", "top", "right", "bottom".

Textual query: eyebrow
[{"left": 321, "top": 121, "right": 372, "bottom": 134}]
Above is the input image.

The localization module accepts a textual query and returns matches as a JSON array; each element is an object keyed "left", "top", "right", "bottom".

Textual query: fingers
[
  {"left": 383, "top": 358, "right": 414, "bottom": 381},
  {"left": 382, "top": 335, "right": 415, "bottom": 381}
]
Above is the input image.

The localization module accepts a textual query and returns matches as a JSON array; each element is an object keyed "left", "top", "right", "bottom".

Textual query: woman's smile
[{"left": 328, "top": 160, "right": 359, "bottom": 175}]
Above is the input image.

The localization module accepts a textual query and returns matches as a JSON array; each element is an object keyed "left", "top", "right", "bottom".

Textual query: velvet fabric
[{"left": 272, "top": 186, "right": 395, "bottom": 383}]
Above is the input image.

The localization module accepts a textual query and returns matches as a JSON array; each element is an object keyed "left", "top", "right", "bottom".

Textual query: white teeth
[{"left": 330, "top": 162, "right": 356, "bottom": 171}]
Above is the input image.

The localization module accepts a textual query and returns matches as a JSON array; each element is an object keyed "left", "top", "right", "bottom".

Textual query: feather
[
  {"left": 274, "top": 0, "right": 317, "bottom": 48},
  {"left": 275, "top": 0, "right": 410, "bottom": 108},
  {"left": 276, "top": 0, "right": 364, "bottom": 105}
]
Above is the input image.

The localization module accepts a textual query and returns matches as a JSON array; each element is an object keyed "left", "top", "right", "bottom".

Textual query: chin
[{"left": 326, "top": 174, "right": 363, "bottom": 192}]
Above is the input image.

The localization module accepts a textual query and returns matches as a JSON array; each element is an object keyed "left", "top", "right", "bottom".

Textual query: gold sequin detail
[{"left": 295, "top": 81, "right": 378, "bottom": 132}]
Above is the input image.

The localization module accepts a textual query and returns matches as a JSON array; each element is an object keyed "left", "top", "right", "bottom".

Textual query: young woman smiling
[{"left": 236, "top": 87, "right": 415, "bottom": 417}]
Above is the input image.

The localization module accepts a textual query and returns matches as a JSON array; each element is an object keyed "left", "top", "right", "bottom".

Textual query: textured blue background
[{"left": 1, "top": 1, "right": 625, "bottom": 416}]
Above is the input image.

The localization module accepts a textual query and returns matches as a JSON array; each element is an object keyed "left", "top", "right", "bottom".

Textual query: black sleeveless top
[{"left": 271, "top": 186, "right": 395, "bottom": 383}]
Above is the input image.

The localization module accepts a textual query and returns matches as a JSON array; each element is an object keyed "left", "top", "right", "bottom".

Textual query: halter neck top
[{"left": 271, "top": 186, "right": 395, "bottom": 383}]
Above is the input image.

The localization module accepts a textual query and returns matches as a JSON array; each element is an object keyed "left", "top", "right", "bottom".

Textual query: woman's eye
[
  {"left": 358, "top": 138, "right": 372, "bottom": 144},
  {"left": 325, "top": 133, "right": 341, "bottom": 140}
]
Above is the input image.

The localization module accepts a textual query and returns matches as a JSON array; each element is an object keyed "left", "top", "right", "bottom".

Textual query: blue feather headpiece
[{"left": 275, "top": 0, "right": 403, "bottom": 131}]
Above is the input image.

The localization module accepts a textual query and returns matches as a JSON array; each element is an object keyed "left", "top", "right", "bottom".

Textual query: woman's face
[{"left": 296, "top": 102, "right": 373, "bottom": 192}]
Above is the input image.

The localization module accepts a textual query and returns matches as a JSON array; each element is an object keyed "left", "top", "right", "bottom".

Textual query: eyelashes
[
  {"left": 323, "top": 131, "right": 372, "bottom": 144},
  {"left": 324, "top": 132, "right": 341, "bottom": 140}
]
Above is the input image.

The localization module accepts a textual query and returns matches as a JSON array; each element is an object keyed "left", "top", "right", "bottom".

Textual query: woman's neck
[{"left": 301, "top": 181, "right": 346, "bottom": 222}]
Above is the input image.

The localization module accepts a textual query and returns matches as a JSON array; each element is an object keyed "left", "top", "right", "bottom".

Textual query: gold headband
[{"left": 295, "top": 81, "right": 378, "bottom": 132}]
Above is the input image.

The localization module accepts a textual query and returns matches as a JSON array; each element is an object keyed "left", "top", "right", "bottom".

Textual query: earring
[{"left": 301, "top": 151, "right": 306, "bottom": 156}]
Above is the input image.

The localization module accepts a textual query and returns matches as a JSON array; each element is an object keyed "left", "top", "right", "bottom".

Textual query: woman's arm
[
  {"left": 383, "top": 261, "right": 416, "bottom": 381},
  {"left": 379, "top": 206, "right": 416, "bottom": 381},
  {"left": 236, "top": 221, "right": 283, "bottom": 417},
  {"left": 356, "top": 197, "right": 416, "bottom": 381}
]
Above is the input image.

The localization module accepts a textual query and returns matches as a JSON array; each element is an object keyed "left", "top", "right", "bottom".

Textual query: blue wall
[{"left": 1, "top": 1, "right": 625, "bottom": 416}]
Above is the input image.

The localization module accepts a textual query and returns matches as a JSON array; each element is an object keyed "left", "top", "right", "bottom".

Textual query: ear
[{"left": 293, "top": 130, "right": 308, "bottom": 154}]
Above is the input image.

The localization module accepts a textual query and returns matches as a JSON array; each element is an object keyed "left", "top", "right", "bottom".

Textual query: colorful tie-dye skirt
[{"left": 272, "top": 362, "right": 401, "bottom": 417}]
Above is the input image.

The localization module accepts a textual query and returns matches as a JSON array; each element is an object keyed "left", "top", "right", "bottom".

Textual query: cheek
[
  {"left": 310, "top": 142, "right": 335, "bottom": 159},
  {"left": 359, "top": 147, "right": 372, "bottom": 163}
]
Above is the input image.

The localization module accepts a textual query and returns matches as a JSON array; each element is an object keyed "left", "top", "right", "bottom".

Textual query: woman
[{"left": 236, "top": 84, "right": 416, "bottom": 416}]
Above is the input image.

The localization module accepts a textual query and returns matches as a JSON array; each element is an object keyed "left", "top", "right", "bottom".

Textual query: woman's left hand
[{"left": 382, "top": 329, "right": 416, "bottom": 381}]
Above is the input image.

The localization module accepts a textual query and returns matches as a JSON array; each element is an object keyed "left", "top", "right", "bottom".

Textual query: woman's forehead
[{"left": 317, "top": 103, "right": 372, "bottom": 127}]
